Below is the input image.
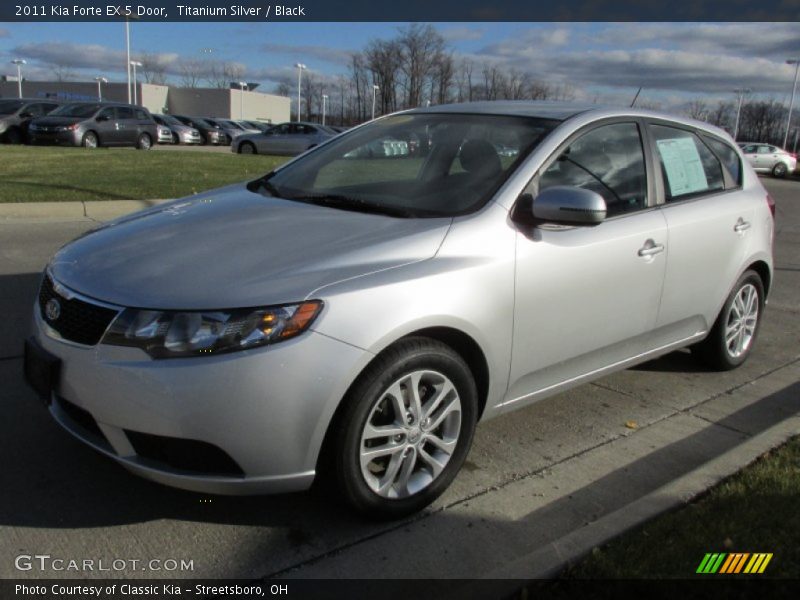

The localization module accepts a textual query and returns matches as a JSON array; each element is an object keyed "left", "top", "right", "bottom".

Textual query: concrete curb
[
  {"left": 477, "top": 413, "right": 800, "bottom": 585},
  {"left": 0, "top": 199, "right": 170, "bottom": 220}
]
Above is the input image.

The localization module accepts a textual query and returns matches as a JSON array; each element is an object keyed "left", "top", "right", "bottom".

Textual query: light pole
[
  {"left": 125, "top": 17, "right": 132, "bottom": 103},
  {"left": 130, "top": 60, "right": 142, "bottom": 104},
  {"left": 295, "top": 63, "right": 306, "bottom": 122},
  {"left": 322, "top": 94, "right": 328, "bottom": 125},
  {"left": 237, "top": 81, "right": 248, "bottom": 119},
  {"left": 783, "top": 59, "right": 800, "bottom": 149},
  {"left": 94, "top": 76, "right": 108, "bottom": 100},
  {"left": 371, "top": 84, "right": 379, "bottom": 120},
  {"left": 11, "top": 59, "right": 26, "bottom": 98},
  {"left": 733, "top": 88, "right": 751, "bottom": 142}
]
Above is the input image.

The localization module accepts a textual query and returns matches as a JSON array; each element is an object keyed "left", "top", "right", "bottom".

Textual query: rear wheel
[
  {"left": 772, "top": 162, "right": 788, "bottom": 178},
  {"left": 239, "top": 141, "right": 256, "bottom": 154},
  {"left": 330, "top": 337, "right": 478, "bottom": 519},
  {"left": 136, "top": 133, "right": 152, "bottom": 150},
  {"left": 82, "top": 131, "right": 99, "bottom": 148},
  {"left": 695, "top": 270, "right": 764, "bottom": 370}
]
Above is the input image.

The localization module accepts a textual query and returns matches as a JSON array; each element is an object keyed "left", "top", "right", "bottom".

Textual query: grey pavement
[{"left": 0, "top": 178, "right": 797, "bottom": 581}]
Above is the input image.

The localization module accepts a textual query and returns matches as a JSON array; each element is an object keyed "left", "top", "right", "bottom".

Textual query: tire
[
  {"left": 81, "top": 131, "right": 99, "bottom": 148},
  {"left": 239, "top": 141, "right": 256, "bottom": 154},
  {"left": 330, "top": 337, "right": 478, "bottom": 519},
  {"left": 695, "top": 270, "right": 765, "bottom": 371},
  {"left": 772, "top": 162, "right": 788, "bottom": 178},
  {"left": 4, "top": 127, "right": 22, "bottom": 145},
  {"left": 136, "top": 133, "right": 152, "bottom": 150},
  {"left": 172, "top": 132, "right": 180, "bottom": 145}
]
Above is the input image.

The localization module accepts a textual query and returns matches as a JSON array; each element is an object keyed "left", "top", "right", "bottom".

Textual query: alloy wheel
[{"left": 725, "top": 283, "right": 759, "bottom": 358}]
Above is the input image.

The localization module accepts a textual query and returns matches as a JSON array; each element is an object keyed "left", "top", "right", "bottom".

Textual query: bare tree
[
  {"left": 397, "top": 24, "right": 445, "bottom": 108},
  {"left": 178, "top": 58, "right": 205, "bottom": 88},
  {"left": 51, "top": 63, "right": 76, "bottom": 82},
  {"left": 686, "top": 98, "right": 708, "bottom": 121},
  {"left": 364, "top": 39, "right": 401, "bottom": 114},
  {"left": 206, "top": 60, "right": 244, "bottom": 89},
  {"left": 139, "top": 52, "right": 168, "bottom": 85}
]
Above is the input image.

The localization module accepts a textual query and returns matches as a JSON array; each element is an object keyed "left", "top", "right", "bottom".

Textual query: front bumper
[
  {"left": 30, "top": 305, "right": 367, "bottom": 495},
  {"left": 180, "top": 131, "right": 202, "bottom": 144},
  {"left": 29, "top": 130, "right": 80, "bottom": 146}
]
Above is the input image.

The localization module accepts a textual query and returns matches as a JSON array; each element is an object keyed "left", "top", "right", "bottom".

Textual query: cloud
[
  {"left": 12, "top": 42, "right": 178, "bottom": 74},
  {"left": 440, "top": 26, "right": 484, "bottom": 43},
  {"left": 261, "top": 43, "right": 353, "bottom": 67}
]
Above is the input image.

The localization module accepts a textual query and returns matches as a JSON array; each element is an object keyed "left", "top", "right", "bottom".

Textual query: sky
[{"left": 1, "top": 21, "right": 799, "bottom": 109}]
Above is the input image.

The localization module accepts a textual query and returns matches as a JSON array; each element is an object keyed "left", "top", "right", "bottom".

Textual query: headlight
[
  {"left": 102, "top": 301, "right": 323, "bottom": 358},
  {"left": 58, "top": 124, "right": 79, "bottom": 131}
]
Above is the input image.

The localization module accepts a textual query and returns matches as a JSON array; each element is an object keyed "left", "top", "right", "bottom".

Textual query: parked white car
[{"left": 739, "top": 143, "right": 797, "bottom": 177}]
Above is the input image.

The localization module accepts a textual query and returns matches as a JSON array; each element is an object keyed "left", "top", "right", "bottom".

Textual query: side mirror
[{"left": 532, "top": 186, "right": 607, "bottom": 226}]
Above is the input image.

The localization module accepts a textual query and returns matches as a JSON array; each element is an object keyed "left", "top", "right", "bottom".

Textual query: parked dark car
[
  {"left": 0, "top": 98, "right": 61, "bottom": 144},
  {"left": 172, "top": 115, "right": 228, "bottom": 145},
  {"left": 28, "top": 102, "right": 158, "bottom": 149}
]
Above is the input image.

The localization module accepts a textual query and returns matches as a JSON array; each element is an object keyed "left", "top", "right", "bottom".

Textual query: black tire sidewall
[
  {"left": 137, "top": 133, "right": 152, "bottom": 150},
  {"left": 704, "top": 270, "right": 765, "bottom": 370},
  {"left": 773, "top": 163, "right": 787, "bottom": 177},
  {"left": 334, "top": 338, "right": 478, "bottom": 519}
]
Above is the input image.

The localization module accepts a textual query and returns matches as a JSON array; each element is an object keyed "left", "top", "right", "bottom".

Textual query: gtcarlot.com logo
[
  {"left": 696, "top": 552, "right": 773, "bottom": 574},
  {"left": 15, "top": 554, "right": 194, "bottom": 573}
]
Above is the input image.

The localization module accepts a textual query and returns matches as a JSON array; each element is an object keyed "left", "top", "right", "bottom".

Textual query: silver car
[
  {"left": 232, "top": 121, "right": 335, "bottom": 155},
  {"left": 24, "top": 103, "right": 774, "bottom": 518},
  {"left": 739, "top": 143, "right": 797, "bottom": 178},
  {"left": 152, "top": 114, "right": 202, "bottom": 145}
]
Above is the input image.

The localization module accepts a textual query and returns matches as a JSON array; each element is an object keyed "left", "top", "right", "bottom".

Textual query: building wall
[{"left": 0, "top": 80, "right": 291, "bottom": 123}]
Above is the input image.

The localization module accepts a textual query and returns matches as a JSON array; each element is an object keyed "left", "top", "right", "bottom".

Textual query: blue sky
[{"left": 1, "top": 22, "right": 799, "bottom": 108}]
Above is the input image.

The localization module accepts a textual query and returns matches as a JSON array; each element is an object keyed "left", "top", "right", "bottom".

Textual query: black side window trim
[{"left": 699, "top": 133, "right": 742, "bottom": 189}]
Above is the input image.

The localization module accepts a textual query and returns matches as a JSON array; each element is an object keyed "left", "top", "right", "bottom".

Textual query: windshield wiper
[{"left": 285, "top": 193, "right": 414, "bottom": 218}]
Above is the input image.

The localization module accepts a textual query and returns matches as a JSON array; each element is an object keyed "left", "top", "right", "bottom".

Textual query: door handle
[
  {"left": 734, "top": 218, "right": 751, "bottom": 233},
  {"left": 638, "top": 239, "right": 665, "bottom": 258}
]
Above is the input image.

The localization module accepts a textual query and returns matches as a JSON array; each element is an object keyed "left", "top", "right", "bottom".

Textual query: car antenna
[{"left": 630, "top": 87, "right": 642, "bottom": 108}]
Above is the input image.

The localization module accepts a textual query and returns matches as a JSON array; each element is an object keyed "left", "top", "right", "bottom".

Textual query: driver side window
[{"left": 532, "top": 122, "right": 648, "bottom": 218}]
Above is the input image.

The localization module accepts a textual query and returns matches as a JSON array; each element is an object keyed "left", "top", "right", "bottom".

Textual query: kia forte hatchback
[{"left": 24, "top": 102, "right": 774, "bottom": 518}]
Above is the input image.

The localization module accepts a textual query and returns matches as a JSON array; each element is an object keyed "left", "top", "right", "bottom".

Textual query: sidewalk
[{"left": 0, "top": 199, "right": 169, "bottom": 221}]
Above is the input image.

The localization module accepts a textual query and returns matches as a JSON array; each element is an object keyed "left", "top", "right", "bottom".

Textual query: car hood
[{"left": 49, "top": 184, "right": 452, "bottom": 309}]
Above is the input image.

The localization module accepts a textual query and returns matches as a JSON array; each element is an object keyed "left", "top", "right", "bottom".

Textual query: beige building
[{"left": 0, "top": 79, "right": 290, "bottom": 123}]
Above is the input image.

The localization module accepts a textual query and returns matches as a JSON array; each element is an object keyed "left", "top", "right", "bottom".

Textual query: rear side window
[
  {"left": 117, "top": 107, "right": 135, "bottom": 119},
  {"left": 703, "top": 136, "right": 742, "bottom": 186},
  {"left": 135, "top": 109, "right": 149, "bottom": 120},
  {"left": 650, "top": 124, "right": 724, "bottom": 201}
]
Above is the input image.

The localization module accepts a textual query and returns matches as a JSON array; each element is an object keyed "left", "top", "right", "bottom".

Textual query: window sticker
[{"left": 656, "top": 137, "right": 709, "bottom": 196}]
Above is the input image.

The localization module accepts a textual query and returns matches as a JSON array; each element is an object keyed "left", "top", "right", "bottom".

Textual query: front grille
[
  {"left": 38, "top": 274, "right": 119, "bottom": 346},
  {"left": 125, "top": 430, "right": 245, "bottom": 476}
]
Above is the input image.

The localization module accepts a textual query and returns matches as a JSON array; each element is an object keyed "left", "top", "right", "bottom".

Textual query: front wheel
[
  {"left": 331, "top": 337, "right": 478, "bottom": 519},
  {"left": 772, "top": 162, "right": 788, "bottom": 178},
  {"left": 239, "top": 141, "right": 256, "bottom": 154},
  {"left": 695, "top": 270, "right": 764, "bottom": 370},
  {"left": 82, "top": 131, "right": 99, "bottom": 148},
  {"left": 136, "top": 133, "right": 152, "bottom": 150}
]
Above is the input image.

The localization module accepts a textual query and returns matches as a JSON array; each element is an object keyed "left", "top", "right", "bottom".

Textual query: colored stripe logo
[{"left": 696, "top": 553, "right": 772, "bottom": 574}]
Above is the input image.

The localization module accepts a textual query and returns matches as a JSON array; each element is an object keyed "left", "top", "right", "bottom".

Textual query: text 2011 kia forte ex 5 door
[{"left": 24, "top": 102, "right": 774, "bottom": 518}]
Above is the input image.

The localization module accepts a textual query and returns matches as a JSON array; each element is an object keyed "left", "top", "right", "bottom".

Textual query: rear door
[
  {"left": 648, "top": 122, "right": 755, "bottom": 342},
  {"left": 115, "top": 106, "right": 137, "bottom": 145}
]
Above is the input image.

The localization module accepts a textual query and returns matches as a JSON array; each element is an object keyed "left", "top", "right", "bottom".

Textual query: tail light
[{"left": 766, "top": 193, "right": 776, "bottom": 219}]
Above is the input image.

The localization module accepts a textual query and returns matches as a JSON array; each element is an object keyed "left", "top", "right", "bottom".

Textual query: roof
[{"left": 408, "top": 101, "right": 599, "bottom": 121}]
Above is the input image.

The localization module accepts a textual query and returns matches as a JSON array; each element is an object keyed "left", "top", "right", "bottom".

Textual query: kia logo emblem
[{"left": 45, "top": 298, "right": 61, "bottom": 321}]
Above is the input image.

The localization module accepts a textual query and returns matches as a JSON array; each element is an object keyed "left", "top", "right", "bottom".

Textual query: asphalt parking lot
[{"left": 0, "top": 178, "right": 798, "bottom": 581}]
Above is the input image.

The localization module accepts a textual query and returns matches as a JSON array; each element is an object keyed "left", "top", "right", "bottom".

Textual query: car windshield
[
  {"left": 50, "top": 103, "right": 101, "bottom": 118},
  {"left": 159, "top": 114, "right": 183, "bottom": 126},
  {"left": 253, "top": 113, "right": 558, "bottom": 218},
  {"left": 0, "top": 100, "right": 26, "bottom": 115}
]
